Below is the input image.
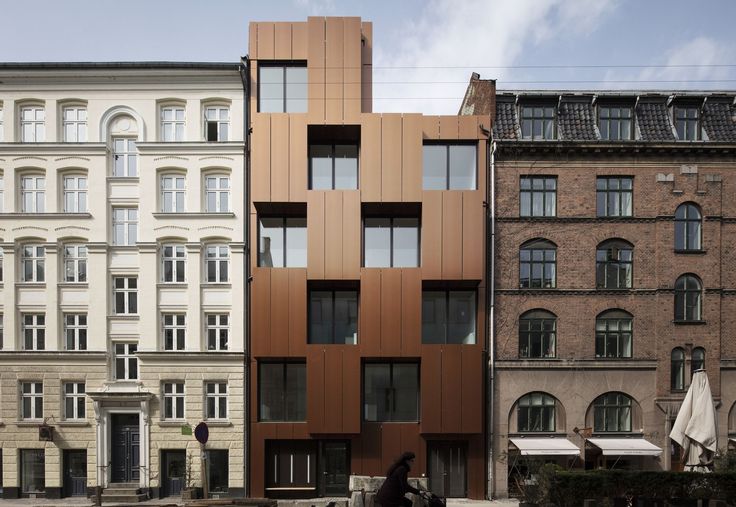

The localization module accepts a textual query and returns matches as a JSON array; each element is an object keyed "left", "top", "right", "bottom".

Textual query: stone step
[
  {"left": 104, "top": 487, "right": 142, "bottom": 494},
  {"left": 100, "top": 492, "right": 148, "bottom": 503}
]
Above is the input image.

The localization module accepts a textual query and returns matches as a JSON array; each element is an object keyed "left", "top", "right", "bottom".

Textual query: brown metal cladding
[
  {"left": 325, "top": 17, "right": 345, "bottom": 123},
  {"left": 307, "top": 17, "right": 326, "bottom": 123},
  {"left": 381, "top": 114, "right": 403, "bottom": 202},
  {"left": 324, "top": 191, "right": 345, "bottom": 279},
  {"left": 270, "top": 114, "right": 290, "bottom": 202},
  {"left": 442, "top": 192, "right": 463, "bottom": 279},
  {"left": 274, "top": 22, "right": 292, "bottom": 60},
  {"left": 343, "top": 17, "right": 363, "bottom": 122},
  {"left": 289, "top": 114, "right": 308, "bottom": 202},
  {"left": 360, "top": 114, "right": 381, "bottom": 201},
  {"left": 401, "top": 114, "right": 423, "bottom": 202}
]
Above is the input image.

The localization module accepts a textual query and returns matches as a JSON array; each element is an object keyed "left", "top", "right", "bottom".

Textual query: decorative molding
[
  {"left": 11, "top": 225, "right": 48, "bottom": 232},
  {"left": 199, "top": 155, "right": 235, "bottom": 161},
  {"left": 54, "top": 156, "right": 91, "bottom": 162},
  {"left": 55, "top": 225, "right": 91, "bottom": 232},
  {"left": 153, "top": 225, "right": 190, "bottom": 232},
  {"left": 198, "top": 225, "right": 235, "bottom": 232},
  {"left": 154, "top": 155, "right": 189, "bottom": 162},
  {"left": 12, "top": 156, "right": 47, "bottom": 162}
]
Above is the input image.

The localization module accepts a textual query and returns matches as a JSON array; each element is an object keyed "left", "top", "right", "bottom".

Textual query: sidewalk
[{"left": 0, "top": 499, "right": 519, "bottom": 507}]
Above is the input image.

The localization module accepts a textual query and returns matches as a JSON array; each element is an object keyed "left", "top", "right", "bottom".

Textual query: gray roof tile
[
  {"left": 493, "top": 101, "right": 519, "bottom": 140},
  {"left": 636, "top": 101, "right": 676, "bottom": 141},
  {"left": 702, "top": 100, "right": 736, "bottom": 142},
  {"left": 558, "top": 100, "right": 598, "bottom": 141}
]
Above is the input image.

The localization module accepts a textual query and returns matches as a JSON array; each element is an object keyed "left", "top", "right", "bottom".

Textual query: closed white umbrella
[{"left": 669, "top": 370, "right": 718, "bottom": 472}]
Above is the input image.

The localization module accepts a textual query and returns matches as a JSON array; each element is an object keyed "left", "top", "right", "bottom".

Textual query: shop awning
[
  {"left": 587, "top": 438, "right": 663, "bottom": 456},
  {"left": 509, "top": 437, "right": 581, "bottom": 456}
]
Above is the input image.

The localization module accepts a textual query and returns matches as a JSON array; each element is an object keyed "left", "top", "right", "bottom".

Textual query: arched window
[
  {"left": 517, "top": 392, "right": 556, "bottom": 432},
  {"left": 671, "top": 348, "right": 685, "bottom": 390},
  {"left": 596, "top": 239, "right": 633, "bottom": 289},
  {"left": 595, "top": 310, "right": 632, "bottom": 358},
  {"left": 691, "top": 347, "right": 705, "bottom": 372},
  {"left": 593, "top": 392, "right": 632, "bottom": 432},
  {"left": 519, "top": 239, "right": 556, "bottom": 289},
  {"left": 675, "top": 203, "right": 702, "bottom": 251},
  {"left": 519, "top": 310, "right": 556, "bottom": 358},
  {"left": 674, "top": 274, "right": 702, "bottom": 321}
]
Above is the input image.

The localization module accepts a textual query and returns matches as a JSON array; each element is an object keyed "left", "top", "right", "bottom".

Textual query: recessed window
[
  {"left": 112, "top": 208, "right": 138, "bottom": 246},
  {"left": 206, "top": 314, "right": 229, "bottom": 351},
  {"left": 112, "top": 138, "right": 137, "bottom": 177},
  {"left": 258, "top": 216, "right": 307, "bottom": 268},
  {"left": 63, "top": 382, "right": 85, "bottom": 420},
  {"left": 21, "top": 245, "right": 45, "bottom": 283},
  {"left": 162, "top": 313, "right": 186, "bottom": 351},
  {"left": 22, "top": 313, "right": 45, "bottom": 350},
  {"left": 206, "top": 450, "right": 229, "bottom": 494},
  {"left": 517, "top": 392, "right": 556, "bottom": 432},
  {"left": 596, "top": 240, "right": 633, "bottom": 289},
  {"left": 113, "top": 277, "right": 138, "bottom": 314},
  {"left": 595, "top": 310, "right": 633, "bottom": 359},
  {"left": 675, "top": 203, "right": 702, "bottom": 251},
  {"left": 204, "top": 106, "right": 229, "bottom": 141},
  {"left": 596, "top": 177, "right": 632, "bottom": 217},
  {"left": 308, "top": 289, "right": 358, "bottom": 344},
  {"left": 363, "top": 362, "right": 419, "bottom": 422},
  {"left": 63, "top": 175, "right": 87, "bottom": 213},
  {"left": 423, "top": 144, "right": 477, "bottom": 190},
  {"left": 519, "top": 310, "right": 556, "bottom": 359},
  {"left": 20, "top": 449, "right": 45, "bottom": 494},
  {"left": 205, "top": 175, "right": 230, "bottom": 212},
  {"left": 363, "top": 217, "right": 420, "bottom": 268},
  {"left": 20, "top": 106, "right": 45, "bottom": 142},
  {"left": 0, "top": 172, "right": 4, "bottom": 212},
  {"left": 0, "top": 314, "right": 4, "bottom": 350},
  {"left": 163, "top": 382, "right": 185, "bottom": 420},
  {"left": 21, "top": 175, "right": 45, "bottom": 212},
  {"left": 675, "top": 106, "right": 700, "bottom": 141},
  {"left": 674, "top": 274, "right": 702, "bottom": 322},
  {"left": 64, "top": 244, "right": 87, "bottom": 283},
  {"left": 205, "top": 245, "right": 229, "bottom": 282},
  {"left": 598, "top": 106, "right": 632, "bottom": 141},
  {"left": 593, "top": 392, "right": 632, "bottom": 432},
  {"left": 520, "top": 176, "right": 556, "bottom": 217},
  {"left": 161, "top": 106, "right": 185, "bottom": 142},
  {"left": 21, "top": 382, "right": 43, "bottom": 419},
  {"left": 114, "top": 342, "right": 138, "bottom": 380},
  {"left": 64, "top": 313, "right": 87, "bottom": 350},
  {"left": 161, "top": 175, "right": 186, "bottom": 213},
  {"left": 205, "top": 382, "right": 228, "bottom": 420},
  {"left": 259, "top": 63, "right": 307, "bottom": 113},
  {"left": 161, "top": 245, "right": 186, "bottom": 283},
  {"left": 521, "top": 105, "right": 555, "bottom": 140},
  {"left": 671, "top": 348, "right": 685, "bottom": 391},
  {"left": 62, "top": 106, "right": 87, "bottom": 142},
  {"left": 422, "top": 290, "right": 476, "bottom": 344},
  {"left": 692, "top": 347, "right": 705, "bottom": 372},
  {"left": 310, "top": 144, "right": 359, "bottom": 190},
  {"left": 258, "top": 362, "right": 306, "bottom": 421},
  {"left": 0, "top": 106, "right": 4, "bottom": 141},
  {"left": 519, "top": 239, "right": 556, "bottom": 289}
]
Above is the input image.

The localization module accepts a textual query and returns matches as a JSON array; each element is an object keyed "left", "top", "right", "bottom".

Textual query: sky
[{"left": 2, "top": 0, "right": 736, "bottom": 114}]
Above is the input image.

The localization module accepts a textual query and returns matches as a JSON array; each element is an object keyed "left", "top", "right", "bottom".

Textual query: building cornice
[
  {"left": 0, "top": 351, "right": 108, "bottom": 362},
  {"left": 0, "top": 143, "right": 107, "bottom": 155},
  {"left": 494, "top": 140, "right": 736, "bottom": 158},
  {"left": 495, "top": 359, "right": 657, "bottom": 370}
]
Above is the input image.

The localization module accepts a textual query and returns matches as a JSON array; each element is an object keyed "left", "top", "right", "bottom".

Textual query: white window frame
[
  {"left": 113, "top": 276, "right": 138, "bottom": 315},
  {"left": 0, "top": 105, "right": 4, "bottom": 141},
  {"left": 206, "top": 313, "right": 229, "bottom": 351},
  {"left": 62, "top": 106, "right": 87, "bottom": 142},
  {"left": 205, "top": 382, "right": 227, "bottom": 420},
  {"left": 161, "top": 105, "right": 185, "bottom": 142},
  {"left": 63, "top": 174, "right": 87, "bottom": 213},
  {"left": 162, "top": 313, "right": 186, "bottom": 351},
  {"left": 112, "top": 137, "right": 138, "bottom": 177},
  {"left": 63, "top": 382, "right": 86, "bottom": 420},
  {"left": 205, "top": 174, "right": 230, "bottom": 212},
  {"left": 161, "top": 244, "right": 186, "bottom": 283},
  {"left": 63, "top": 244, "right": 87, "bottom": 283},
  {"left": 20, "top": 106, "right": 45, "bottom": 142},
  {"left": 204, "top": 106, "right": 230, "bottom": 141},
  {"left": 21, "top": 382, "right": 43, "bottom": 420},
  {"left": 112, "top": 208, "right": 138, "bottom": 246},
  {"left": 21, "top": 245, "right": 45, "bottom": 283},
  {"left": 22, "top": 313, "right": 45, "bottom": 350},
  {"left": 20, "top": 175, "right": 45, "bottom": 213},
  {"left": 64, "top": 313, "right": 87, "bottom": 351},
  {"left": 205, "top": 244, "right": 229, "bottom": 283},
  {"left": 0, "top": 172, "right": 4, "bottom": 212},
  {"left": 114, "top": 342, "right": 138, "bottom": 380},
  {"left": 162, "top": 382, "right": 185, "bottom": 420},
  {"left": 161, "top": 174, "right": 186, "bottom": 213}
]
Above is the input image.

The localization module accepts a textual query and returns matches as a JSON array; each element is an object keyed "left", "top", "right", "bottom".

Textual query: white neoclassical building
[{"left": 0, "top": 62, "right": 246, "bottom": 500}]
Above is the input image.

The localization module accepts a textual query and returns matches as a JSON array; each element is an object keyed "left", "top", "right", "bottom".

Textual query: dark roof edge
[
  {"left": 496, "top": 89, "right": 736, "bottom": 97},
  {"left": 0, "top": 61, "right": 241, "bottom": 71}
]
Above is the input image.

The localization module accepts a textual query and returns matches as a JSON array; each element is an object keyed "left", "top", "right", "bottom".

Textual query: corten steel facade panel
[{"left": 249, "top": 17, "right": 489, "bottom": 499}]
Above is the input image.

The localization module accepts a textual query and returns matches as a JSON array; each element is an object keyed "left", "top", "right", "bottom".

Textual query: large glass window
[
  {"left": 20, "top": 106, "right": 45, "bottom": 142},
  {"left": 161, "top": 175, "right": 186, "bottom": 213},
  {"left": 517, "top": 392, "right": 556, "bottom": 432},
  {"left": 113, "top": 277, "right": 138, "bottom": 314},
  {"left": 309, "top": 143, "right": 358, "bottom": 190},
  {"left": 22, "top": 314, "right": 45, "bottom": 350},
  {"left": 671, "top": 348, "right": 685, "bottom": 391},
  {"left": 22, "top": 245, "right": 45, "bottom": 282},
  {"left": 21, "top": 449, "right": 45, "bottom": 494},
  {"left": 675, "top": 203, "right": 702, "bottom": 251},
  {"left": 63, "top": 175, "right": 87, "bottom": 212},
  {"left": 596, "top": 240, "right": 633, "bottom": 289},
  {"left": 206, "top": 314, "right": 229, "bottom": 351},
  {"left": 206, "top": 450, "right": 229, "bottom": 494},
  {"left": 519, "top": 310, "right": 556, "bottom": 359},
  {"left": 258, "top": 362, "right": 306, "bottom": 421},
  {"left": 595, "top": 310, "right": 633, "bottom": 358},
  {"left": 161, "top": 245, "right": 186, "bottom": 283},
  {"left": 593, "top": 392, "right": 632, "bottom": 432},
  {"left": 64, "top": 313, "right": 87, "bottom": 351},
  {"left": 520, "top": 176, "right": 556, "bottom": 217},
  {"left": 205, "top": 245, "right": 229, "bottom": 282},
  {"left": 114, "top": 343, "right": 138, "bottom": 380},
  {"left": 309, "top": 290, "right": 358, "bottom": 344},
  {"left": 422, "top": 144, "right": 477, "bottom": 190},
  {"left": 112, "top": 138, "right": 137, "bottom": 177},
  {"left": 519, "top": 239, "right": 556, "bottom": 289},
  {"left": 259, "top": 64, "right": 307, "bottom": 113},
  {"left": 163, "top": 382, "right": 185, "bottom": 420},
  {"left": 64, "top": 244, "right": 87, "bottom": 282},
  {"left": 21, "top": 175, "right": 45, "bottom": 212},
  {"left": 205, "top": 175, "right": 230, "bottom": 212},
  {"left": 204, "top": 106, "right": 229, "bottom": 142},
  {"left": 21, "top": 382, "right": 43, "bottom": 420},
  {"left": 62, "top": 106, "right": 87, "bottom": 142},
  {"left": 206, "top": 382, "right": 228, "bottom": 420},
  {"left": 161, "top": 106, "right": 185, "bottom": 142},
  {"left": 112, "top": 208, "right": 138, "bottom": 246},
  {"left": 596, "top": 177, "right": 632, "bottom": 217},
  {"left": 521, "top": 105, "right": 555, "bottom": 140},
  {"left": 674, "top": 274, "right": 702, "bottom": 322},
  {"left": 363, "top": 217, "right": 420, "bottom": 268},
  {"left": 422, "top": 290, "right": 476, "bottom": 344},
  {"left": 63, "top": 382, "right": 85, "bottom": 420},
  {"left": 598, "top": 106, "right": 632, "bottom": 141},
  {"left": 675, "top": 106, "right": 700, "bottom": 141},
  {"left": 162, "top": 313, "right": 186, "bottom": 351},
  {"left": 363, "top": 363, "right": 419, "bottom": 422},
  {"left": 258, "top": 216, "right": 307, "bottom": 267}
]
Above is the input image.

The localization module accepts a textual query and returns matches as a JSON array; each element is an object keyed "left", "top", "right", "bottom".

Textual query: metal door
[
  {"left": 428, "top": 441, "right": 467, "bottom": 498},
  {"left": 318, "top": 441, "right": 349, "bottom": 497},
  {"left": 111, "top": 414, "right": 140, "bottom": 483},
  {"left": 162, "top": 450, "right": 186, "bottom": 497},
  {"left": 63, "top": 450, "right": 87, "bottom": 497}
]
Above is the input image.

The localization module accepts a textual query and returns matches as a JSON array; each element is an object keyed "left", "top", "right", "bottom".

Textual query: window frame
[
  {"left": 674, "top": 203, "right": 702, "bottom": 252},
  {"left": 517, "top": 392, "right": 556, "bottom": 432},
  {"left": 160, "top": 104, "right": 185, "bottom": 142},
  {"left": 63, "top": 244, "right": 87, "bottom": 283},
  {"left": 593, "top": 392, "right": 633, "bottom": 433},
  {"left": 674, "top": 274, "right": 702, "bottom": 322},
  {"left": 363, "top": 362, "right": 420, "bottom": 422},
  {"left": 205, "top": 244, "right": 230, "bottom": 283},
  {"left": 595, "top": 310, "right": 633, "bottom": 359},
  {"left": 309, "top": 142, "right": 360, "bottom": 190},
  {"left": 204, "top": 174, "right": 230, "bottom": 212},
  {"left": 518, "top": 310, "right": 557, "bottom": 359},
  {"left": 162, "top": 313, "right": 186, "bottom": 351},
  {"left": 22, "top": 313, "right": 46, "bottom": 351},
  {"left": 596, "top": 176, "right": 633, "bottom": 217},
  {"left": 64, "top": 313, "right": 87, "bottom": 351},
  {"left": 519, "top": 239, "right": 556, "bottom": 289},
  {"left": 114, "top": 342, "right": 138, "bottom": 380},
  {"left": 112, "top": 137, "right": 138, "bottom": 177},
  {"left": 598, "top": 105, "right": 633, "bottom": 141},
  {"left": 162, "top": 382, "right": 185, "bottom": 420},
  {"left": 258, "top": 62, "right": 308, "bottom": 113},
  {"left": 596, "top": 240, "right": 633, "bottom": 290},
  {"left": 112, "top": 207, "right": 138, "bottom": 246},
  {"left": 62, "top": 105, "right": 88, "bottom": 142},
  {"left": 113, "top": 276, "right": 138, "bottom": 315},
  {"left": 206, "top": 313, "right": 229, "bottom": 351},
  {"left": 20, "top": 174, "right": 46, "bottom": 213},
  {"left": 21, "top": 244, "right": 45, "bottom": 283},
  {"left": 671, "top": 347, "right": 685, "bottom": 391},
  {"left": 674, "top": 105, "right": 701, "bottom": 141},
  {"left": 161, "top": 244, "right": 186, "bottom": 283},
  {"left": 203, "top": 105, "right": 230, "bottom": 142},
  {"left": 160, "top": 174, "right": 186, "bottom": 213},
  {"left": 62, "top": 174, "right": 87, "bottom": 213},
  {"left": 258, "top": 361, "right": 307, "bottom": 422},
  {"left": 421, "top": 289, "right": 477, "bottom": 344},
  {"left": 691, "top": 346, "right": 705, "bottom": 372},
  {"left": 362, "top": 216, "right": 421, "bottom": 268},
  {"left": 20, "top": 105, "right": 45, "bottom": 143},
  {"left": 258, "top": 215, "right": 308, "bottom": 268},
  {"left": 520, "top": 104, "right": 556, "bottom": 140},
  {"left": 308, "top": 289, "right": 359, "bottom": 345},
  {"left": 63, "top": 382, "right": 86, "bottom": 420},
  {"left": 205, "top": 382, "right": 228, "bottom": 420},
  {"left": 21, "top": 381, "right": 44, "bottom": 420},
  {"left": 422, "top": 142, "right": 477, "bottom": 190},
  {"left": 519, "top": 176, "right": 556, "bottom": 217}
]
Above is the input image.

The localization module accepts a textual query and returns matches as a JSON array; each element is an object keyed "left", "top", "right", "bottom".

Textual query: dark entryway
[
  {"left": 161, "top": 450, "right": 186, "bottom": 497},
  {"left": 428, "top": 441, "right": 467, "bottom": 498},
  {"left": 318, "top": 441, "right": 350, "bottom": 497},
  {"left": 111, "top": 414, "right": 140, "bottom": 483},
  {"left": 265, "top": 440, "right": 317, "bottom": 498},
  {"left": 63, "top": 450, "right": 87, "bottom": 497}
]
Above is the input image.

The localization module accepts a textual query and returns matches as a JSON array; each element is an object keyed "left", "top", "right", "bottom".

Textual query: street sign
[
  {"left": 181, "top": 424, "right": 192, "bottom": 436},
  {"left": 194, "top": 422, "right": 209, "bottom": 444}
]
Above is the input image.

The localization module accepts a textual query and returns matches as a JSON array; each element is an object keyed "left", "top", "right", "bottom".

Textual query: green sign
[{"left": 181, "top": 424, "right": 192, "bottom": 436}]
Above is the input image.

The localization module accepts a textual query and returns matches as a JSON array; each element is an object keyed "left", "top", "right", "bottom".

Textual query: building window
[
  {"left": 259, "top": 63, "right": 307, "bottom": 113},
  {"left": 309, "top": 290, "right": 358, "bottom": 344},
  {"left": 63, "top": 244, "right": 87, "bottom": 283},
  {"left": 162, "top": 313, "right": 186, "bottom": 351},
  {"left": 363, "top": 362, "right": 419, "bottom": 422},
  {"left": 0, "top": 172, "right": 4, "bottom": 211},
  {"left": 521, "top": 105, "right": 555, "bottom": 140},
  {"left": 21, "top": 245, "right": 45, "bottom": 282},
  {"left": 205, "top": 245, "right": 229, "bottom": 282},
  {"left": 62, "top": 106, "right": 87, "bottom": 142},
  {"left": 671, "top": 348, "right": 685, "bottom": 391},
  {"left": 161, "top": 175, "right": 186, "bottom": 212},
  {"left": 675, "top": 106, "right": 700, "bottom": 140},
  {"left": 596, "top": 177, "right": 632, "bottom": 217},
  {"left": 422, "top": 290, "right": 476, "bottom": 344},
  {"left": 258, "top": 216, "right": 307, "bottom": 267},
  {"left": 113, "top": 277, "right": 138, "bottom": 314},
  {"left": 519, "top": 310, "right": 556, "bottom": 359},
  {"left": 309, "top": 143, "right": 359, "bottom": 190},
  {"left": 21, "top": 382, "right": 43, "bottom": 419},
  {"left": 64, "top": 313, "right": 87, "bottom": 350},
  {"left": 20, "top": 106, "right": 45, "bottom": 142},
  {"left": 674, "top": 274, "right": 702, "bottom": 322},
  {"left": 112, "top": 208, "right": 138, "bottom": 246},
  {"left": 0, "top": 313, "right": 3, "bottom": 349},
  {"left": 363, "top": 217, "right": 420, "bottom": 268},
  {"left": 22, "top": 314, "right": 45, "bottom": 350},
  {"left": 517, "top": 392, "right": 556, "bottom": 432},
  {"left": 598, "top": 106, "right": 632, "bottom": 141},
  {"left": 206, "top": 450, "right": 229, "bottom": 494},
  {"left": 21, "top": 175, "right": 45, "bottom": 212},
  {"left": 114, "top": 343, "right": 138, "bottom": 380},
  {"left": 63, "top": 382, "right": 85, "bottom": 420},
  {"left": 161, "top": 245, "right": 186, "bottom": 283},
  {"left": 63, "top": 175, "right": 87, "bottom": 213},
  {"left": 205, "top": 382, "right": 228, "bottom": 420},
  {"left": 20, "top": 449, "right": 45, "bottom": 494},
  {"left": 258, "top": 362, "right": 306, "bottom": 421},
  {"left": 0, "top": 247, "right": 3, "bottom": 282},
  {"left": 112, "top": 138, "right": 137, "bottom": 177},
  {"left": 206, "top": 314, "right": 229, "bottom": 351},
  {"left": 0, "top": 106, "right": 3, "bottom": 140},
  {"left": 692, "top": 347, "right": 705, "bottom": 372},
  {"left": 520, "top": 176, "right": 556, "bottom": 217},
  {"left": 422, "top": 144, "right": 476, "bottom": 190},
  {"left": 204, "top": 106, "right": 229, "bottom": 141},
  {"left": 593, "top": 392, "right": 632, "bottom": 432},
  {"left": 595, "top": 310, "right": 633, "bottom": 359},
  {"left": 161, "top": 106, "right": 185, "bottom": 141},
  {"left": 205, "top": 175, "right": 230, "bottom": 212},
  {"left": 675, "top": 203, "right": 702, "bottom": 251},
  {"left": 163, "top": 382, "right": 185, "bottom": 419},
  {"left": 519, "top": 239, "right": 556, "bottom": 289},
  {"left": 596, "top": 240, "right": 633, "bottom": 289}
]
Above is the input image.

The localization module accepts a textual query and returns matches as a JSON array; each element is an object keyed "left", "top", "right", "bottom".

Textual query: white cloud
[{"left": 294, "top": 0, "right": 337, "bottom": 15}]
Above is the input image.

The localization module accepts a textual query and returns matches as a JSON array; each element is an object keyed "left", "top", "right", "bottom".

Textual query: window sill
[
  {"left": 108, "top": 176, "right": 140, "bottom": 182},
  {"left": 594, "top": 356, "right": 634, "bottom": 360},
  {"left": 595, "top": 287, "right": 632, "bottom": 291},
  {"left": 108, "top": 314, "right": 140, "bottom": 320},
  {"left": 596, "top": 215, "right": 633, "bottom": 219},
  {"left": 58, "top": 282, "right": 89, "bottom": 288},
  {"left": 16, "top": 420, "right": 44, "bottom": 426},
  {"left": 518, "top": 357, "right": 558, "bottom": 360},
  {"left": 673, "top": 320, "right": 707, "bottom": 325},
  {"left": 158, "top": 420, "right": 188, "bottom": 427},
  {"left": 152, "top": 212, "right": 235, "bottom": 219},
  {"left": 15, "top": 282, "right": 47, "bottom": 288},
  {"left": 674, "top": 249, "right": 706, "bottom": 255},
  {"left": 201, "top": 283, "right": 232, "bottom": 288},
  {"left": 0, "top": 212, "right": 92, "bottom": 219},
  {"left": 519, "top": 215, "right": 558, "bottom": 219},
  {"left": 203, "top": 420, "right": 232, "bottom": 427},
  {"left": 157, "top": 283, "right": 189, "bottom": 289},
  {"left": 591, "top": 432, "right": 643, "bottom": 437},
  {"left": 58, "top": 420, "right": 90, "bottom": 427},
  {"left": 518, "top": 286, "right": 557, "bottom": 290}
]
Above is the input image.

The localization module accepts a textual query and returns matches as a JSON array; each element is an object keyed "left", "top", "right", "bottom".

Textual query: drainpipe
[{"left": 487, "top": 140, "right": 497, "bottom": 499}]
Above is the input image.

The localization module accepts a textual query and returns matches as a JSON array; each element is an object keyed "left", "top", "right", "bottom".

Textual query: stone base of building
[{"left": 2, "top": 487, "right": 19, "bottom": 499}]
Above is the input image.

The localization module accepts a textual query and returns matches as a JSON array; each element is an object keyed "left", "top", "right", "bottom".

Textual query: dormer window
[
  {"left": 598, "top": 105, "right": 632, "bottom": 141},
  {"left": 521, "top": 105, "right": 555, "bottom": 140},
  {"left": 674, "top": 105, "right": 700, "bottom": 140}
]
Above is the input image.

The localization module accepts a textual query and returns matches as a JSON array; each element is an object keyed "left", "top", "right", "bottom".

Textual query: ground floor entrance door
[
  {"left": 161, "top": 450, "right": 185, "bottom": 497},
  {"left": 318, "top": 441, "right": 349, "bottom": 497},
  {"left": 63, "top": 450, "right": 87, "bottom": 497},
  {"left": 428, "top": 441, "right": 467, "bottom": 498},
  {"left": 111, "top": 414, "right": 140, "bottom": 483}
]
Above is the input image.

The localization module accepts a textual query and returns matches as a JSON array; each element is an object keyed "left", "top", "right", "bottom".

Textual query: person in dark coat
[{"left": 376, "top": 451, "right": 419, "bottom": 507}]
